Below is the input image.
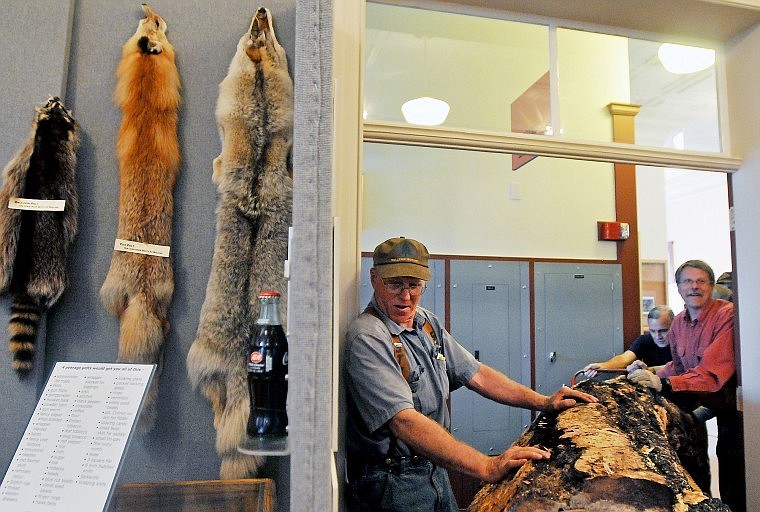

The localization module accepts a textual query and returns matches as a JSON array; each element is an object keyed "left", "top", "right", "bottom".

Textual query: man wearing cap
[{"left": 344, "top": 237, "right": 597, "bottom": 512}]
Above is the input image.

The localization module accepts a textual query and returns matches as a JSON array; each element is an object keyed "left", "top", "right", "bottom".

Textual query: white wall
[
  {"left": 362, "top": 143, "right": 617, "bottom": 259},
  {"left": 637, "top": 167, "right": 669, "bottom": 263},
  {"left": 726, "top": 21, "right": 760, "bottom": 507},
  {"left": 332, "top": 1, "right": 365, "bottom": 510},
  {"left": 636, "top": 165, "right": 732, "bottom": 314},
  {"left": 557, "top": 29, "right": 630, "bottom": 141},
  {"left": 664, "top": 169, "right": 732, "bottom": 311}
]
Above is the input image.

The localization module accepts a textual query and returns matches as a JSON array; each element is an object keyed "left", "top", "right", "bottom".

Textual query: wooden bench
[{"left": 107, "top": 478, "right": 275, "bottom": 512}]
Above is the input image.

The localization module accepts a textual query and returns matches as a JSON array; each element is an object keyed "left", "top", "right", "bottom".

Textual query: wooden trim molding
[{"left": 363, "top": 121, "right": 742, "bottom": 173}]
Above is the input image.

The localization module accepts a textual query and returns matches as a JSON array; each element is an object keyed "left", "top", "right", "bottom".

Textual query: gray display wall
[
  {"left": 0, "top": 2, "right": 332, "bottom": 511},
  {"left": 0, "top": 0, "right": 74, "bottom": 484}
]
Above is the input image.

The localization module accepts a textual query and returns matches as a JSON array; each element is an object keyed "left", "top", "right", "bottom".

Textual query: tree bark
[{"left": 468, "top": 377, "right": 730, "bottom": 512}]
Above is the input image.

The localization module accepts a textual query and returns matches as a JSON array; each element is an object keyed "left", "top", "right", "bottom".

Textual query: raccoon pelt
[
  {"left": 0, "top": 97, "right": 78, "bottom": 372},
  {"left": 99, "top": 4, "right": 181, "bottom": 431},
  {"left": 187, "top": 7, "right": 293, "bottom": 479}
]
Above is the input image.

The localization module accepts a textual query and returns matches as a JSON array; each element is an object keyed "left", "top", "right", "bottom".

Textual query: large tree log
[{"left": 468, "top": 378, "right": 730, "bottom": 512}]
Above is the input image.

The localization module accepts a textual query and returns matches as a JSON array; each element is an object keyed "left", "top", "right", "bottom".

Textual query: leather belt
[{"left": 347, "top": 453, "right": 430, "bottom": 478}]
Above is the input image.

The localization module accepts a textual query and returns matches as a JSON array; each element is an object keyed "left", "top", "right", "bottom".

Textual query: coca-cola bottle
[{"left": 246, "top": 290, "right": 288, "bottom": 438}]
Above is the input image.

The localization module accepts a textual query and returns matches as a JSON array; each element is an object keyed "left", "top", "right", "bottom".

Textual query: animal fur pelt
[
  {"left": 468, "top": 378, "right": 730, "bottom": 512},
  {"left": 100, "top": 4, "right": 181, "bottom": 431},
  {"left": 186, "top": 7, "right": 293, "bottom": 479},
  {"left": 0, "top": 97, "right": 78, "bottom": 372}
]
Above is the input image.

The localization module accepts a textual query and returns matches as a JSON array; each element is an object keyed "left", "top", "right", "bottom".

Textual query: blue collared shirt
[{"left": 345, "top": 296, "right": 481, "bottom": 458}]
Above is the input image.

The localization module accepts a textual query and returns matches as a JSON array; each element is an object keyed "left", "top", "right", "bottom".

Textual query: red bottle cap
[{"left": 258, "top": 290, "right": 281, "bottom": 298}]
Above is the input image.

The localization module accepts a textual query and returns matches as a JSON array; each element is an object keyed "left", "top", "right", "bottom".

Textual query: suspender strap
[
  {"left": 392, "top": 336, "right": 412, "bottom": 384},
  {"left": 364, "top": 305, "right": 438, "bottom": 462},
  {"left": 365, "top": 305, "right": 437, "bottom": 384}
]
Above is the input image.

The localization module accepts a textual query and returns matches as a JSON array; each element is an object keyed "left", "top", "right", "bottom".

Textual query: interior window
[
  {"left": 364, "top": 3, "right": 549, "bottom": 132},
  {"left": 365, "top": 3, "right": 722, "bottom": 153}
]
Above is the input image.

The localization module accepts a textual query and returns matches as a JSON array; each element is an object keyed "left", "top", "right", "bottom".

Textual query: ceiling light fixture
[
  {"left": 402, "top": 97, "right": 450, "bottom": 126},
  {"left": 657, "top": 43, "right": 715, "bottom": 74},
  {"left": 401, "top": 37, "right": 450, "bottom": 126}
]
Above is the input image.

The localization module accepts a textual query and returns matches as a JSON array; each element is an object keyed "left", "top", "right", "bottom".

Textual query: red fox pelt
[
  {"left": 0, "top": 97, "right": 79, "bottom": 372},
  {"left": 187, "top": 7, "right": 293, "bottom": 479},
  {"left": 100, "top": 4, "right": 181, "bottom": 431}
]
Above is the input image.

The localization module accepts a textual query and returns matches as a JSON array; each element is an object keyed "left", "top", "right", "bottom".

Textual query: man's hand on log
[
  {"left": 483, "top": 445, "right": 551, "bottom": 483},
  {"left": 627, "top": 368, "right": 662, "bottom": 391},
  {"left": 543, "top": 385, "right": 598, "bottom": 413}
]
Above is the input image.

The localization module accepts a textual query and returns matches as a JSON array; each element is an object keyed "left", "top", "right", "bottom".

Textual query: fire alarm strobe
[{"left": 597, "top": 221, "right": 630, "bottom": 241}]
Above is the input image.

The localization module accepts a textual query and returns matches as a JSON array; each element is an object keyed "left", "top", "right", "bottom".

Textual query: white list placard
[{"left": 0, "top": 362, "right": 155, "bottom": 511}]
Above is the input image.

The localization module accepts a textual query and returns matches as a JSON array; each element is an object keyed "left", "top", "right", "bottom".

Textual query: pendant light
[
  {"left": 657, "top": 43, "right": 715, "bottom": 74},
  {"left": 401, "top": 37, "right": 450, "bottom": 126}
]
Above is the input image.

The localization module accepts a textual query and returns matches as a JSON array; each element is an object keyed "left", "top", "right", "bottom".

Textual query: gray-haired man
[{"left": 344, "top": 237, "right": 596, "bottom": 512}]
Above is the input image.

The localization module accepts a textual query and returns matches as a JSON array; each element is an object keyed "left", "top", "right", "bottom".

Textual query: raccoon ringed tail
[
  {"left": 117, "top": 293, "right": 166, "bottom": 431},
  {"left": 8, "top": 294, "right": 42, "bottom": 372}
]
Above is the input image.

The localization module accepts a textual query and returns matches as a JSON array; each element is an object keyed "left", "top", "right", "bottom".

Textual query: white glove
[
  {"left": 626, "top": 360, "right": 648, "bottom": 373},
  {"left": 583, "top": 363, "right": 601, "bottom": 378},
  {"left": 628, "top": 368, "right": 662, "bottom": 392}
]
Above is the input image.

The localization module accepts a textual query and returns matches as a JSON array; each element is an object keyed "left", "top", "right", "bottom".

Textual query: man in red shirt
[{"left": 628, "top": 260, "right": 744, "bottom": 511}]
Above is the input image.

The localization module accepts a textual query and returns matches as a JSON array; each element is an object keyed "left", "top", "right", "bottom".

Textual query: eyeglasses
[
  {"left": 382, "top": 278, "right": 427, "bottom": 296},
  {"left": 678, "top": 278, "right": 711, "bottom": 287}
]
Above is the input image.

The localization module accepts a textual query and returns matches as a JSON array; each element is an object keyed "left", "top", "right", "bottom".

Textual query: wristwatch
[{"left": 660, "top": 377, "right": 672, "bottom": 393}]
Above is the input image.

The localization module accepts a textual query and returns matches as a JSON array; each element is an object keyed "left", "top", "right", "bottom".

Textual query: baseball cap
[{"left": 372, "top": 237, "right": 431, "bottom": 281}]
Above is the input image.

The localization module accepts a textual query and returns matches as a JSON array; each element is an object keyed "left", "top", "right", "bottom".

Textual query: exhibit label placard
[{"left": 0, "top": 362, "right": 154, "bottom": 511}]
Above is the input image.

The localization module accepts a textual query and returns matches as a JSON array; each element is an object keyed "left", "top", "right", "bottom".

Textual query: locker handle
[{"left": 548, "top": 351, "right": 556, "bottom": 363}]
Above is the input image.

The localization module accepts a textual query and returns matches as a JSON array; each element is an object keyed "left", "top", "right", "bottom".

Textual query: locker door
[
  {"left": 359, "top": 256, "right": 445, "bottom": 319},
  {"left": 534, "top": 263, "right": 623, "bottom": 395},
  {"left": 449, "top": 260, "right": 529, "bottom": 455}
]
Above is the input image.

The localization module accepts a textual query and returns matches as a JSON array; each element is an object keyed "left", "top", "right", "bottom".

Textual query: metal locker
[
  {"left": 449, "top": 260, "right": 530, "bottom": 455},
  {"left": 534, "top": 262, "right": 623, "bottom": 395}
]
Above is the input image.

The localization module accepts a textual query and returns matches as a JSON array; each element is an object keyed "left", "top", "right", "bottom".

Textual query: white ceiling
[{"left": 374, "top": 0, "right": 760, "bottom": 44}]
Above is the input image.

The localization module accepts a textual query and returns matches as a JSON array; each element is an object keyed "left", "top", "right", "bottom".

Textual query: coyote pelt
[
  {"left": 0, "top": 97, "right": 78, "bottom": 372},
  {"left": 100, "top": 4, "right": 181, "bottom": 431},
  {"left": 187, "top": 7, "right": 293, "bottom": 479}
]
